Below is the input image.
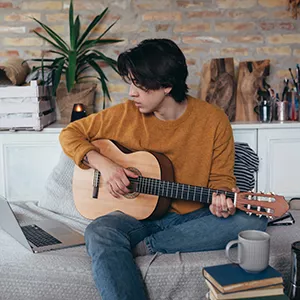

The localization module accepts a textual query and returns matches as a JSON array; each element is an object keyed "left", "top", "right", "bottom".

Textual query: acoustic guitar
[{"left": 72, "top": 139, "right": 289, "bottom": 220}]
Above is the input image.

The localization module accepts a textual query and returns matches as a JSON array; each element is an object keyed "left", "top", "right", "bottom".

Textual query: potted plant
[{"left": 28, "top": 0, "right": 122, "bottom": 122}]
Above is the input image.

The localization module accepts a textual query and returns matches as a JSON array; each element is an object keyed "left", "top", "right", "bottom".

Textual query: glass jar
[{"left": 258, "top": 98, "right": 272, "bottom": 123}]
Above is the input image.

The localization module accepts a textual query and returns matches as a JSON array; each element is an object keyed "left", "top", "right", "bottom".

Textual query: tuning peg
[
  {"left": 268, "top": 216, "right": 274, "bottom": 220},
  {"left": 260, "top": 191, "right": 264, "bottom": 194},
  {"left": 257, "top": 206, "right": 261, "bottom": 212},
  {"left": 248, "top": 212, "right": 252, "bottom": 216},
  {"left": 256, "top": 214, "right": 262, "bottom": 218}
]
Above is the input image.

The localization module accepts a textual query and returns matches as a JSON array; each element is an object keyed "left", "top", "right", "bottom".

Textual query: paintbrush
[
  {"left": 282, "top": 78, "right": 289, "bottom": 102},
  {"left": 296, "top": 64, "right": 300, "bottom": 93},
  {"left": 289, "top": 68, "right": 297, "bottom": 89}
]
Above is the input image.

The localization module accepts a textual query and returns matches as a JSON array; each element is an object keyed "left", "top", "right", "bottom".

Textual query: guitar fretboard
[{"left": 130, "top": 176, "right": 235, "bottom": 204}]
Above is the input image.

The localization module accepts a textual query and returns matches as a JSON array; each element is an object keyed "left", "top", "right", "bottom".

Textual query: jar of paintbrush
[
  {"left": 258, "top": 96, "right": 272, "bottom": 123},
  {"left": 276, "top": 101, "right": 288, "bottom": 121},
  {"left": 287, "top": 88, "right": 299, "bottom": 121},
  {"left": 277, "top": 79, "right": 289, "bottom": 121},
  {"left": 288, "top": 67, "right": 300, "bottom": 121}
]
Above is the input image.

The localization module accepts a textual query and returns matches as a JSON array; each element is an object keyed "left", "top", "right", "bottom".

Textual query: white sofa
[{"left": 0, "top": 152, "right": 298, "bottom": 300}]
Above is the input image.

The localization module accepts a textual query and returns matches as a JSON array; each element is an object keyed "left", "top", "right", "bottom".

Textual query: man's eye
[
  {"left": 132, "top": 80, "right": 140, "bottom": 87},
  {"left": 134, "top": 82, "right": 148, "bottom": 91}
]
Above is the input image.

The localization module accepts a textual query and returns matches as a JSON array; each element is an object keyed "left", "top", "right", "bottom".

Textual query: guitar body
[{"left": 72, "top": 139, "right": 173, "bottom": 220}]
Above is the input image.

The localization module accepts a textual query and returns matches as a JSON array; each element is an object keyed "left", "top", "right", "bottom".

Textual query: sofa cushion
[{"left": 38, "top": 152, "right": 86, "bottom": 220}]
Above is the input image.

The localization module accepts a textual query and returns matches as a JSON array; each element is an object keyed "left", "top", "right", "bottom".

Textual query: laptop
[{"left": 0, "top": 196, "right": 85, "bottom": 253}]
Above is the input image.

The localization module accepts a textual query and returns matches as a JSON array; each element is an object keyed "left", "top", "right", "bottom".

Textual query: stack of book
[{"left": 202, "top": 263, "right": 288, "bottom": 300}]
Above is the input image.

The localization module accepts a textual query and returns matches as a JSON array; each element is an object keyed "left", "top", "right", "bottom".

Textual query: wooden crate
[{"left": 0, "top": 81, "right": 56, "bottom": 131}]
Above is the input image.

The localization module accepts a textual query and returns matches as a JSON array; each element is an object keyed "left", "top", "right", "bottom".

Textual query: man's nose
[{"left": 129, "top": 83, "right": 139, "bottom": 97}]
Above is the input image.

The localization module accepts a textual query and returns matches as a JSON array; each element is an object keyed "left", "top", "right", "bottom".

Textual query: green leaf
[
  {"left": 25, "top": 58, "right": 57, "bottom": 63},
  {"left": 90, "top": 50, "right": 118, "bottom": 73},
  {"left": 88, "top": 59, "right": 112, "bottom": 103},
  {"left": 79, "top": 39, "right": 122, "bottom": 53},
  {"left": 97, "top": 19, "right": 118, "bottom": 40},
  {"left": 77, "top": 51, "right": 118, "bottom": 75},
  {"left": 74, "top": 15, "right": 80, "bottom": 48},
  {"left": 78, "top": 18, "right": 120, "bottom": 53},
  {"left": 41, "top": 56, "right": 45, "bottom": 83},
  {"left": 77, "top": 7, "right": 108, "bottom": 48},
  {"left": 88, "top": 60, "right": 108, "bottom": 81},
  {"left": 69, "top": 0, "right": 75, "bottom": 49},
  {"left": 47, "top": 50, "right": 67, "bottom": 57},
  {"left": 33, "top": 30, "right": 68, "bottom": 55},
  {"left": 78, "top": 50, "right": 117, "bottom": 65},
  {"left": 98, "top": 75, "right": 110, "bottom": 109},
  {"left": 66, "top": 50, "right": 77, "bottom": 92},
  {"left": 75, "top": 63, "right": 90, "bottom": 79},
  {"left": 79, "top": 20, "right": 120, "bottom": 53},
  {"left": 52, "top": 60, "right": 65, "bottom": 96},
  {"left": 31, "top": 17, "right": 69, "bottom": 53},
  {"left": 50, "top": 57, "right": 66, "bottom": 69}
]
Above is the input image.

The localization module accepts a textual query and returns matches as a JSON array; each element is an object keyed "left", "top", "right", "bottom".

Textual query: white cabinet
[
  {"left": 0, "top": 129, "right": 61, "bottom": 202},
  {"left": 257, "top": 128, "right": 300, "bottom": 199},
  {"left": 232, "top": 122, "right": 300, "bottom": 199},
  {"left": 0, "top": 122, "right": 300, "bottom": 202}
]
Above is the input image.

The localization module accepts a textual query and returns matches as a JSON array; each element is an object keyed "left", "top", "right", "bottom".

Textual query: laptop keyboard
[{"left": 21, "top": 224, "right": 62, "bottom": 247}]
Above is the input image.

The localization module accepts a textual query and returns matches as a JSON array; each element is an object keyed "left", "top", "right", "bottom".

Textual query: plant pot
[{"left": 55, "top": 82, "right": 97, "bottom": 124}]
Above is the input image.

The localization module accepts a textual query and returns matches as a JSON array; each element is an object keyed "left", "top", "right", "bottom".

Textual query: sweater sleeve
[
  {"left": 208, "top": 113, "right": 236, "bottom": 191},
  {"left": 59, "top": 112, "right": 105, "bottom": 169}
]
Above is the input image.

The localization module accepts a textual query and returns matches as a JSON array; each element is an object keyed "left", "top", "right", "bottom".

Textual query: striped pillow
[{"left": 234, "top": 143, "right": 259, "bottom": 192}]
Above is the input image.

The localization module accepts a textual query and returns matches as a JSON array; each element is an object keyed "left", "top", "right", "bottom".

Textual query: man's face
[{"left": 128, "top": 83, "right": 167, "bottom": 114}]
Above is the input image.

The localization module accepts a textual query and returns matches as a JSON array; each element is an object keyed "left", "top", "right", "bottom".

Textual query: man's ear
[{"left": 164, "top": 87, "right": 172, "bottom": 95}]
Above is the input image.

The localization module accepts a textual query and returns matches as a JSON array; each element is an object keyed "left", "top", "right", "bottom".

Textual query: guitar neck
[{"left": 130, "top": 177, "right": 235, "bottom": 205}]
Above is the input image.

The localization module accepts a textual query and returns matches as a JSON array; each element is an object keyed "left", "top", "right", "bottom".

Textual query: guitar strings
[
  {"left": 130, "top": 177, "right": 235, "bottom": 201},
  {"left": 130, "top": 176, "right": 274, "bottom": 202}
]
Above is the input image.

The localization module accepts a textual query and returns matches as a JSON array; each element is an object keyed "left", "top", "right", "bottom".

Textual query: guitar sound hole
[{"left": 124, "top": 167, "right": 141, "bottom": 199}]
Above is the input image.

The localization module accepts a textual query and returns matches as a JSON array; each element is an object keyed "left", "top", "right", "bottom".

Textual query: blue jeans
[{"left": 85, "top": 208, "right": 268, "bottom": 300}]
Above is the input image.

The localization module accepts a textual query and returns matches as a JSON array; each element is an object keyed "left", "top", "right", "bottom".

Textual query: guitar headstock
[{"left": 236, "top": 191, "right": 289, "bottom": 219}]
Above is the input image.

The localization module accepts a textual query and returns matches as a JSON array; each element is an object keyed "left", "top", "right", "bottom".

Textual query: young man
[{"left": 59, "top": 39, "right": 267, "bottom": 300}]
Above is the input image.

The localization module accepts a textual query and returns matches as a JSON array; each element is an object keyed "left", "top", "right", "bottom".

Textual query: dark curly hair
[{"left": 117, "top": 38, "right": 189, "bottom": 103}]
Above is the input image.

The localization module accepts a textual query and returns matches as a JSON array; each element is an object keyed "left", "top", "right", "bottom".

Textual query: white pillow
[{"left": 39, "top": 152, "right": 87, "bottom": 220}]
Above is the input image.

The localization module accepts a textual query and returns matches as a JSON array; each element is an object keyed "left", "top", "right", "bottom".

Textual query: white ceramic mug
[{"left": 225, "top": 230, "right": 270, "bottom": 273}]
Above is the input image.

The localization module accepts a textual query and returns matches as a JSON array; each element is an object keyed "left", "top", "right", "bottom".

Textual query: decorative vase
[{"left": 55, "top": 82, "right": 97, "bottom": 124}]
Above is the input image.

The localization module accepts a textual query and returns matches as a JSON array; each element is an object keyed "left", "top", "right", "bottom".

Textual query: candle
[{"left": 70, "top": 103, "right": 86, "bottom": 122}]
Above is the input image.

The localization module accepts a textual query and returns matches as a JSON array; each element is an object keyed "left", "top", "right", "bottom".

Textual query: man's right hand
[{"left": 84, "top": 150, "right": 138, "bottom": 198}]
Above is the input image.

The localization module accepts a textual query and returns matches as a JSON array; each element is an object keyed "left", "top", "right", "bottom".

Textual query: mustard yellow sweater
[{"left": 59, "top": 95, "right": 236, "bottom": 214}]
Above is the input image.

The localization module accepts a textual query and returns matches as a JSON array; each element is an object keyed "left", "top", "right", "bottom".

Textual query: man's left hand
[{"left": 209, "top": 187, "right": 239, "bottom": 218}]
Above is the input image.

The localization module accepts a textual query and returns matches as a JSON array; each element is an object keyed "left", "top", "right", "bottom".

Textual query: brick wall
[{"left": 0, "top": 0, "right": 299, "bottom": 110}]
